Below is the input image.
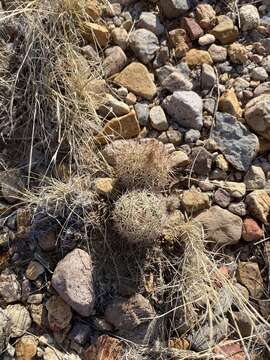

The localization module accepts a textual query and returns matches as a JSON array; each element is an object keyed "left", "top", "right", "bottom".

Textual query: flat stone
[
  {"left": 244, "top": 165, "right": 266, "bottom": 190},
  {"left": 95, "top": 111, "right": 140, "bottom": 145},
  {"left": 99, "top": 94, "right": 130, "bottom": 117},
  {"left": 129, "top": 29, "right": 159, "bottom": 64},
  {"left": 237, "top": 262, "right": 264, "bottom": 298},
  {"left": 242, "top": 218, "right": 263, "bottom": 242},
  {"left": 115, "top": 62, "right": 157, "bottom": 100},
  {"left": 162, "top": 71, "right": 193, "bottom": 92},
  {"left": 213, "top": 181, "right": 246, "bottom": 199},
  {"left": 218, "top": 89, "right": 243, "bottom": 118},
  {"left": 182, "top": 17, "right": 203, "bottom": 40},
  {"left": 52, "top": 249, "right": 95, "bottom": 317},
  {"left": 46, "top": 295, "right": 72, "bottom": 331},
  {"left": 186, "top": 49, "right": 213, "bottom": 67},
  {"left": 245, "top": 94, "right": 270, "bottom": 140},
  {"left": 245, "top": 190, "right": 270, "bottom": 223},
  {"left": 211, "top": 112, "right": 259, "bottom": 171},
  {"left": 149, "top": 106, "right": 168, "bottom": 131},
  {"left": 195, "top": 206, "right": 242, "bottom": 246},
  {"left": 5, "top": 304, "right": 31, "bottom": 337},
  {"left": 162, "top": 91, "right": 203, "bottom": 130}
]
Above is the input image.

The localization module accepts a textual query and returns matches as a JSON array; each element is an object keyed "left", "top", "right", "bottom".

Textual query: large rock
[
  {"left": 52, "top": 249, "right": 95, "bottom": 317},
  {"left": 211, "top": 112, "right": 259, "bottom": 171},
  {"left": 129, "top": 29, "right": 159, "bottom": 64},
  {"left": 115, "top": 63, "right": 157, "bottom": 100},
  {"left": 195, "top": 206, "right": 242, "bottom": 246},
  {"left": 159, "top": 0, "right": 198, "bottom": 19},
  {"left": 245, "top": 94, "right": 270, "bottom": 140},
  {"left": 162, "top": 91, "right": 203, "bottom": 130},
  {"left": 0, "top": 307, "right": 11, "bottom": 352}
]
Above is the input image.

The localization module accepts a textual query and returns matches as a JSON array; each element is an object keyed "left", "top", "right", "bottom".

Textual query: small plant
[
  {"left": 113, "top": 140, "right": 173, "bottom": 191},
  {"left": 112, "top": 190, "right": 167, "bottom": 244}
]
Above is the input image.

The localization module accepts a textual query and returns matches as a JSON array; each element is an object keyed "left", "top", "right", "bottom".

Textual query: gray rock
[
  {"left": 201, "top": 63, "right": 216, "bottom": 90},
  {"left": 159, "top": 0, "right": 198, "bottom": 19},
  {"left": 103, "top": 46, "right": 127, "bottom": 78},
  {"left": 0, "top": 307, "right": 11, "bottom": 352},
  {"left": 195, "top": 206, "right": 243, "bottom": 246},
  {"left": 244, "top": 165, "right": 266, "bottom": 190},
  {"left": 162, "top": 71, "right": 193, "bottom": 92},
  {"left": 254, "top": 82, "right": 270, "bottom": 97},
  {"left": 239, "top": 5, "right": 260, "bottom": 31},
  {"left": 0, "top": 271, "right": 21, "bottom": 303},
  {"left": 52, "top": 249, "right": 95, "bottom": 317},
  {"left": 111, "top": 28, "right": 128, "bottom": 50},
  {"left": 134, "top": 103, "right": 149, "bottom": 126},
  {"left": 211, "top": 112, "right": 259, "bottom": 171},
  {"left": 137, "top": 12, "right": 164, "bottom": 36},
  {"left": 156, "top": 64, "right": 190, "bottom": 83},
  {"left": 104, "top": 294, "right": 156, "bottom": 330},
  {"left": 228, "top": 202, "right": 247, "bottom": 217},
  {"left": 213, "top": 188, "right": 231, "bottom": 208},
  {"left": 69, "top": 322, "right": 91, "bottom": 346},
  {"left": 149, "top": 105, "right": 168, "bottom": 131},
  {"left": 261, "top": 56, "right": 270, "bottom": 73},
  {"left": 208, "top": 44, "right": 227, "bottom": 62},
  {"left": 185, "top": 129, "right": 200, "bottom": 143},
  {"left": 129, "top": 29, "right": 159, "bottom": 64},
  {"left": 162, "top": 91, "right": 203, "bottom": 130},
  {"left": 251, "top": 67, "right": 268, "bottom": 81}
]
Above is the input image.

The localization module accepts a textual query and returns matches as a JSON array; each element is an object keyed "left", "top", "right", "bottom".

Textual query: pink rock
[
  {"left": 182, "top": 17, "right": 204, "bottom": 41},
  {"left": 242, "top": 218, "right": 263, "bottom": 242},
  {"left": 214, "top": 340, "right": 245, "bottom": 360}
]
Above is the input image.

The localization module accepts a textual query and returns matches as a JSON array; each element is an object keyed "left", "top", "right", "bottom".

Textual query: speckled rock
[{"left": 129, "top": 29, "right": 159, "bottom": 64}]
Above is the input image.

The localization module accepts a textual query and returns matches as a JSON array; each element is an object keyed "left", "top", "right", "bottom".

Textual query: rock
[
  {"left": 115, "top": 63, "right": 157, "bottom": 100},
  {"left": 104, "top": 294, "right": 155, "bottom": 330},
  {"left": 27, "top": 294, "right": 43, "bottom": 304},
  {"left": 201, "top": 63, "right": 216, "bottom": 90},
  {"left": 129, "top": 29, "right": 159, "bottom": 64},
  {"left": 242, "top": 218, "right": 263, "bottom": 242},
  {"left": 156, "top": 64, "right": 190, "bottom": 83},
  {"left": 159, "top": 0, "right": 197, "bottom": 19},
  {"left": 198, "top": 33, "right": 215, "bottom": 46},
  {"left": 169, "top": 29, "right": 190, "bottom": 59},
  {"left": 195, "top": 206, "right": 242, "bottom": 246},
  {"left": 245, "top": 94, "right": 270, "bottom": 140},
  {"left": 228, "top": 202, "right": 247, "bottom": 217},
  {"left": 240, "top": 5, "right": 260, "bottom": 32},
  {"left": 84, "top": 335, "right": 122, "bottom": 360},
  {"left": 214, "top": 341, "right": 245, "bottom": 360},
  {"left": 52, "top": 248, "right": 95, "bottom": 317},
  {"left": 26, "top": 261, "right": 45, "bottom": 281},
  {"left": 213, "top": 188, "right": 231, "bottom": 208},
  {"left": 69, "top": 322, "right": 91, "bottom": 346},
  {"left": 111, "top": 28, "right": 128, "bottom": 50},
  {"left": 137, "top": 12, "right": 164, "bottom": 35},
  {"left": 211, "top": 18, "right": 238, "bottom": 45},
  {"left": 103, "top": 47, "right": 127, "bottom": 78},
  {"left": 0, "top": 271, "right": 21, "bottom": 303},
  {"left": 81, "top": 22, "right": 109, "bottom": 47},
  {"left": 181, "top": 189, "right": 209, "bottom": 214},
  {"left": 245, "top": 190, "right": 270, "bottom": 223},
  {"left": 228, "top": 43, "right": 248, "bottom": 64},
  {"left": 15, "top": 335, "right": 37, "bottom": 360},
  {"left": 213, "top": 181, "right": 246, "bottom": 199},
  {"left": 43, "top": 348, "right": 80, "bottom": 360},
  {"left": 195, "top": 4, "right": 216, "bottom": 30},
  {"left": 38, "top": 230, "right": 57, "bottom": 251},
  {"left": 215, "top": 154, "right": 229, "bottom": 172},
  {"left": 237, "top": 262, "right": 264, "bottom": 298},
  {"left": 162, "top": 91, "right": 203, "bottom": 130},
  {"left": 29, "top": 304, "right": 47, "bottom": 328},
  {"left": 191, "top": 318, "right": 228, "bottom": 351},
  {"left": 149, "top": 106, "right": 168, "bottom": 131},
  {"left": 162, "top": 71, "right": 193, "bottom": 92},
  {"left": 218, "top": 89, "right": 243, "bottom": 118},
  {"left": 251, "top": 67, "right": 268, "bottom": 81},
  {"left": 5, "top": 304, "right": 31, "bottom": 337},
  {"left": 185, "top": 49, "right": 213, "bottom": 67},
  {"left": 94, "top": 177, "right": 115, "bottom": 197},
  {"left": 95, "top": 111, "right": 140, "bottom": 145},
  {"left": 244, "top": 166, "right": 266, "bottom": 190},
  {"left": 1, "top": 169, "right": 24, "bottom": 204},
  {"left": 208, "top": 44, "right": 227, "bottom": 62},
  {"left": 99, "top": 94, "right": 130, "bottom": 117},
  {"left": 170, "top": 150, "right": 189, "bottom": 168},
  {"left": 182, "top": 17, "right": 203, "bottom": 40},
  {"left": 134, "top": 103, "right": 149, "bottom": 126},
  {"left": 185, "top": 129, "right": 200, "bottom": 143},
  {"left": 189, "top": 146, "right": 213, "bottom": 176},
  {"left": 0, "top": 307, "right": 11, "bottom": 352},
  {"left": 46, "top": 295, "right": 72, "bottom": 331},
  {"left": 211, "top": 112, "right": 259, "bottom": 172}
]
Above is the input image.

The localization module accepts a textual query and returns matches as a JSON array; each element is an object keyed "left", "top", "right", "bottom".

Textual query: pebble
[
  {"left": 201, "top": 63, "right": 216, "bottom": 90},
  {"left": 181, "top": 189, "right": 210, "bottom": 214},
  {"left": 0, "top": 271, "right": 21, "bottom": 303},
  {"left": 245, "top": 190, "right": 270, "bottom": 223},
  {"left": 159, "top": 0, "right": 197, "bottom": 19},
  {"left": 195, "top": 4, "right": 216, "bottom": 30},
  {"left": 137, "top": 12, "right": 164, "bottom": 36},
  {"left": 0, "top": 307, "right": 11, "bottom": 352},
  {"left": 185, "top": 129, "right": 200, "bottom": 143},
  {"left": 228, "top": 202, "right": 247, "bottom": 217},
  {"left": 52, "top": 249, "right": 95, "bottom": 317},
  {"left": 242, "top": 218, "right": 264, "bottom": 242},
  {"left": 46, "top": 295, "right": 73, "bottom": 331},
  {"left": 208, "top": 44, "right": 227, "bottom": 62},
  {"left": 134, "top": 103, "right": 149, "bottom": 126},
  {"left": 5, "top": 304, "right": 31, "bottom": 337},
  {"left": 111, "top": 27, "right": 128, "bottom": 50},
  {"left": 26, "top": 261, "right": 45, "bottom": 281},
  {"left": 189, "top": 146, "right": 213, "bottom": 176},
  {"left": 129, "top": 29, "right": 159, "bottom": 64},
  {"left": 218, "top": 88, "right": 243, "bottom": 118},
  {"left": 198, "top": 34, "right": 215, "bottom": 46},
  {"left": 245, "top": 94, "right": 270, "bottom": 140},
  {"left": 251, "top": 67, "right": 268, "bottom": 81},
  {"left": 186, "top": 49, "right": 213, "bottom": 67},
  {"left": 170, "top": 150, "right": 190, "bottom": 168},
  {"left": 149, "top": 106, "right": 168, "bottom": 131},
  {"left": 213, "top": 188, "right": 231, "bottom": 208},
  {"left": 211, "top": 18, "right": 238, "bottom": 45},
  {"left": 240, "top": 5, "right": 260, "bottom": 31},
  {"left": 162, "top": 91, "right": 203, "bottom": 130},
  {"left": 244, "top": 165, "right": 266, "bottom": 190},
  {"left": 228, "top": 43, "right": 248, "bottom": 64},
  {"left": 15, "top": 335, "right": 37, "bottom": 360},
  {"left": 162, "top": 71, "right": 193, "bottom": 92},
  {"left": 103, "top": 46, "right": 127, "bottom": 78}
]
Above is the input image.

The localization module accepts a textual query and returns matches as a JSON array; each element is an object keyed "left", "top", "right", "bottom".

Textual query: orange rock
[
  {"left": 168, "top": 337, "right": 190, "bottom": 350},
  {"left": 185, "top": 49, "right": 213, "bottom": 67},
  {"left": 84, "top": 335, "right": 122, "bottom": 360},
  {"left": 81, "top": 22, "right": 109, "bottom": 47},
  {"left": 219, "top": 88, "right": 243, "bottom": 118},
  {"left": 242, "top": 218, "right": 263, "bottom": 242}
]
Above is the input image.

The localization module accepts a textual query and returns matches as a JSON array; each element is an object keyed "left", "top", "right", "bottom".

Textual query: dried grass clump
[
  {"left": 113, "top": 190, "right": 167, "bottom": 244},
  {"left": 113, "top": 140, "right": 173, "bottom": 191}
]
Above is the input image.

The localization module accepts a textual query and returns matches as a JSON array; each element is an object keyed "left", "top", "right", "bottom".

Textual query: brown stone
[
  {"left": 195, "top": 4, "right": 216, "bottom": 30},
  {"left": 81, "top": 22, "right": 109, "bottom": 47},
  {"left": 95, "top": 111, "right": 140, "bottom": 145},
  {"left": 29, "top": 304, "right": 47, "bottom": 328},
  {"left": 228, "top": 43, "right": 249, "bottom": 64},
  {"left": 181, "top": 189, "right": 210, "bottom": 214},
  {"left": 242, "top": 218, "right": 263, "bottom": 242},
  {"left": 85, "top": 0, "right": 101, "bottom": 20},
  {"left": 114, "top": 62, "right": 157, "bottom": 100},
  {"left": 46, "top": 296, "right": 72, "bottom": 332},
  {"left": 237, "top": 262, "right": 264, "bottom": 298},
  {"left": 219, "top": 89, "right": 243, "bottom": 118},
  {"left": 103, "top": 46, "right": 127, "bottom": 78},
  {"left": 245, "top": 190, "right": 270, "bottom": 223},
  {"left": 15, "top": 335, "right": 37, "bottom": 360},
  {"left": 182, "top": 17, "right": 204, "bottom": 40},
  {"left": 26, "top": 261, "right": 45, "bottom": 281},
  {"left": 185, "top": 49, "right": 213, "bottom": 67},
  {"left": 214, "top": 341, "right": 245, "bottom": 360},
  {"left": 211, "top": 19, "right": 239, "bottom": 44},
  {"left": 38, "top": 230, "right": 57, "bottom": 251},
  {"left": 84, "top": 335, "right": 122, "bottom": 360}
]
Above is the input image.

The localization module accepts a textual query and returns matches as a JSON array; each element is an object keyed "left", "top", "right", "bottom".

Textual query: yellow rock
[
  {"left": 114, "top": 62, "right": 157, "bottom": 100},
  {"left": 85, "top": 0, "right": 101, "bottom": 19},
  {"left": 26, "top": 261, "right": 45, "bottom": 281},
  {"left": 81, "top": 22, "right": 109, "bottom": 47},
  {"left": 94, "top": 177, "right": 115, "bottom": 196},
  {"left": 185, "top": 49, "right": 213, "bottom": 67},
  {"left": 15, "top": 335, "right": 37, "bottom": 360},
  {"left": 211, "top": 19, "right": 239, "bottom": 44},
  {"left": 219, "top": 88, "right": 243, "bottom": 118},
  {"left": 95, "top": 111, "right": 140, "bottom": 145}
]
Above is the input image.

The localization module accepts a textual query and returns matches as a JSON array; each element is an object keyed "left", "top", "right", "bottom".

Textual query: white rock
[
  {"left": 198, "top": 34, "right": 215, "bottom": 46},
  {"left": 240, "top": 5, "right": 260, "bottom": 31},
  {"left": 137, "top": 12, "right": 164, "bottom": 35},
  {"left": 129, "top": 29, "right": 159, "bottom": 64},
  {"left": 149, "top": 105, "right": 168, "bottom": 131}
]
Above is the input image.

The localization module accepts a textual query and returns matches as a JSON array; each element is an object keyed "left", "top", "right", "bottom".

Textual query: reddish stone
[
  {"left": 84, "top": 335, "right": 122, "bottom": 360},
  {"left": 182, "top": 17, "right": 204, "bottom": 41},
  {"left": 242, "top": 218, "right": 263, "bottom": 242},
  {"left": 214, "top": 341, "right": 245, "bottom": 360}
]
